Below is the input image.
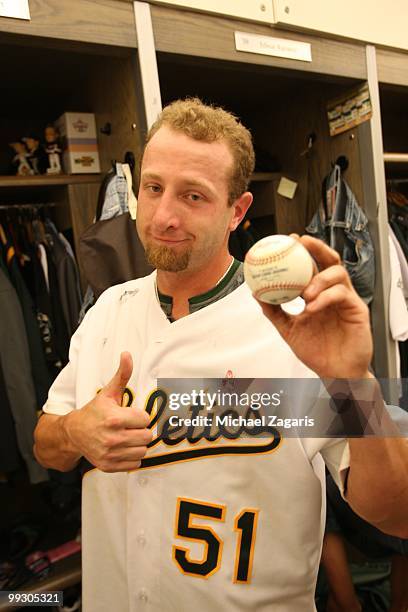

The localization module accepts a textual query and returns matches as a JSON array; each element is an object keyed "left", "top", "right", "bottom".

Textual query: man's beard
[{"left": 145, "top": 243, "right": 192, "bottom": 272}]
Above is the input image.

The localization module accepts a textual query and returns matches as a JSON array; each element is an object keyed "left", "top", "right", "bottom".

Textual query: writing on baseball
[{"left": 244, "top": 234, "right": 314, "bottom": 304}]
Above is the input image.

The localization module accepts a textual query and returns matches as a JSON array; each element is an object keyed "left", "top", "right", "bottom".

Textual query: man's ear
[{"left": 229, "top": 192, "right": 253, "bottom": 231}]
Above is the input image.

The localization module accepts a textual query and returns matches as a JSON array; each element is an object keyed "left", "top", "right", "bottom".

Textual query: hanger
[
  {"left": 124, "top": 151, "right": 136, "bottom": 173},
  {"left": 335, "top": 155, "right": 349, "bottom": 173}
]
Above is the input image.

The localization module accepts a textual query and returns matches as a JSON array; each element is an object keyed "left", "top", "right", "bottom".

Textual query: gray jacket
[{"left": 0, "top": 265, "right": 48, "bottom": 483}]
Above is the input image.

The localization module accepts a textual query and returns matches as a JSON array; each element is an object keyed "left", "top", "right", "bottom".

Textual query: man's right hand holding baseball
[{"left": 34, "top": 352, "right": 152, "bottom": 473}]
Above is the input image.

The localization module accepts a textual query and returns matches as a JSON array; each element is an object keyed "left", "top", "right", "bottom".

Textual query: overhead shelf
[
  {"left": 0, "top": 173, "right": 278, "bottom": 187},
  {"left": 383, "top": 153, "right": 408, "bottom": 163},
  {"left": 383, "top": 153, "right": 408, "bottom": 180},
  {"left": 250, "top": 172, "right": 280, "bottom": 182},
  {"left": 0, "top": 174, "right": 102, "bottom": 188}
]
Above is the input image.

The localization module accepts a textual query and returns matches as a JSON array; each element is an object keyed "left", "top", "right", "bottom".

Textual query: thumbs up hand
[{"left": 64, "top": 352, "right": 152, "bottom": 472}]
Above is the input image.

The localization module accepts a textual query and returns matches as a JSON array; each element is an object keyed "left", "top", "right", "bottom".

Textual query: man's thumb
[{"left": 103, "top": 351, "right": 133, "bottom": 404}]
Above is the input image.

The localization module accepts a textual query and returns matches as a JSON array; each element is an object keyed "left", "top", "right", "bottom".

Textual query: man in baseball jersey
[{"left": 34, "top": 98, "right": 408, "bottom": 611}]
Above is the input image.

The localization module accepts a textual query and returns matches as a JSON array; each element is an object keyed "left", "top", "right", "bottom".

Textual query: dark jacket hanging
[
  {"left": 0, "top": 261, "right": 48, "bottom": 484},
  {"left": 0, "top": 359, "right": 20, "bottom": 475},
  {"left": 44, "top": 219, "right": 82, "bottom": 336},
  {"left": 2, "top": 239, "right": 51, "bottom": 407}
]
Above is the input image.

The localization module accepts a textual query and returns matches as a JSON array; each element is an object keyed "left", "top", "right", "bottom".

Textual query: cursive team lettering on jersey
[
  {"left": 138, "top": 389, "right": 282, "bottom": 469},
  {"left": 80, "top": 388, "right": 282, "bottom": 476}
]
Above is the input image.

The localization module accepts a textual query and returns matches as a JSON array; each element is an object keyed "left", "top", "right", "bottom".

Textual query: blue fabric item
[
  {"left": 306, "top": 165, "right": 375, "bottom": 304},
  {"left": 78, "top": 285, "right": 95, "bottom": 324},
  {"left": 100, "top": 164, "right": 128, "bottom": 220}
]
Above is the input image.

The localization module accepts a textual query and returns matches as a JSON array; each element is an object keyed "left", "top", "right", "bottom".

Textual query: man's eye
[
  {"left": 147, "top": 185, "right": 161, "bottom": 193},
  {"left": 188, "top": 193, "right": 202, "bottom": 202}
]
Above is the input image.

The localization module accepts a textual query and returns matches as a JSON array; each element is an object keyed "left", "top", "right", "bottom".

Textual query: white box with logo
[{"left": 55, "top": 112, "right": 101, "bottom": 174}]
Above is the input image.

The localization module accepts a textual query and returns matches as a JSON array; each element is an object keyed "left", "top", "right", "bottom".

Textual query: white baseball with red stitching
[{"left": 244, "top": 235, "right": 314, "bottom": 305}]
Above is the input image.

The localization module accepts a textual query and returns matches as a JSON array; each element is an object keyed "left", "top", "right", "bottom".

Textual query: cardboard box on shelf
[{"left": 55, "top": 112, "right": 101, "bottom": 174}]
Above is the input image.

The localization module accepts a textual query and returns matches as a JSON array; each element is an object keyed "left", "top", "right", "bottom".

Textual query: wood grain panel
[
  {"left": 377, "top": 48, "right": 408, "bottom": 86},
  {"left": 151, "top": 5, "right": 367, "bottom": 79},
  {"left": 0, "top": 0, "right": 137, "bottom": 47},
  {"left": 0, "top": 31, "right": 131, "bottom": 56},
  {"left": 157, "top": 51, "right": 365, "bottom": 236},
  {"left": 250, "top": 83, "right": 365, "bottom": 235},
  {"left": 80, "top": 55, "right": 142, "bottom": 173},
  {"left": 0, "top": 175, "right": 102, "bottom": 187},
  {"left": 249, "top": 180, "right": 277, "bottom": 219}
]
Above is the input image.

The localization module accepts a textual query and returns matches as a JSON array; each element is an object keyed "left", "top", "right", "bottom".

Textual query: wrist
[{"left": 61, "top": 410, "right": 83, "bottom": 459}]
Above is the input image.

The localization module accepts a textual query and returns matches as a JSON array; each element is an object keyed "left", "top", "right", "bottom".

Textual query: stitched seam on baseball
[
  {"left": 245, "top": 244, "right": 296, "bottom": 266},
  {"left": 255, "top": 283, "right": 305, "bottom": 296}
]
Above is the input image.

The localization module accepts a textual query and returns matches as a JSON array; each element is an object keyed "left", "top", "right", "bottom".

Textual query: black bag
[{"left": 79, "top": 213, "right": 153, "bottom": 299}]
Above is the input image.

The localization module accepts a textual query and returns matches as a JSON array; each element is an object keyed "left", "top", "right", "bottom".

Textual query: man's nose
[{"left": 151, "top": 190, "right": 181, "bottom": 232}]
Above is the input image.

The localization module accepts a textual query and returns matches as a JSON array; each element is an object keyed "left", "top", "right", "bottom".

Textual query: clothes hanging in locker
[
  {"left": 306, "top": 164, "right": 375, "bottom": 304},
  {"left": 79, "top": 161, "right": 153, "bottom": 308},
  {"left": 44, "top": 219, "right": 82, "bottom": 337},
  {"left": 1, "top": 230, "right": 51, "bottom": 408},
  {"left": 0, "top": 204, "right": 82, "bottom": 374},
  {"left": 388, "top": 230, "right": 408, "bottom": 406},
  {"left": 0, "top": 258, "right": 48, "bottom": 484},
  {"left": 388, "top": 229, "right": 408, "bottom": 343},
  {"left": 388, "top": 196, "right": 408, "bottom": 260},
  {"left": 0, "top": 358, "right": 20, "bottom": 476},
  {"left": 0, "top": 204, "right": 83, "bottom": 483},
  {"left": 390, "top": 227, "right": 408, "bottom": 305},
  {"left": 387, "top": 189, "right": 408, "bottom": 407}
]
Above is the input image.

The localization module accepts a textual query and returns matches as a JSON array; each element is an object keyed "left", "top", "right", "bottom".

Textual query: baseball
[{"left": 244, "top": 235, "right": 314, "bottom": 305}]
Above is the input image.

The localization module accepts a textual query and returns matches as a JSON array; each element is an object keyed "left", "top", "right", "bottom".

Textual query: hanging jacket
[
  {"left": 389, "top": 202, "right": 408, "bottom": 261},
  {"left": 0, "top": 359, "right": 20, "bottom": 475},
  {"left": 0, "top": 260, "right": 48, "bottom": 484},
  {"left": 2, "top": 237, "right": 51, "bottom": 407},
  {"left": 306, "top": 164, "right": 375, "bottom": 304},
  {"left": 79, "top": 162, "right": 152, "bottom": 304},
  {"left": 44, "top": 219, "right": 82, "bottom": 337}
]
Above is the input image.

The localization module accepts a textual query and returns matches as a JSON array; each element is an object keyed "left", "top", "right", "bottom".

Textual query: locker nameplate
[
  {"left": 0, "top": 0, "right": 30, "bottom": 20},
  {"left": 234, "top": 31, "right": 312, "bottom": 63}
]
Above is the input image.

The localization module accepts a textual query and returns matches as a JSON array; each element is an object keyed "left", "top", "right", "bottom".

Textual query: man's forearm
[
  {"left": 33, "top": 411, "right": 83, "bottom": 472},
  {"left": 337, "top": 376, "right": 408, "bottom": 537},
  {"left": 323, "top": 374, "right": 408, "bottom": 537},
  {"left": 346, "top": 436, "right": 408, "bottom": 537}
]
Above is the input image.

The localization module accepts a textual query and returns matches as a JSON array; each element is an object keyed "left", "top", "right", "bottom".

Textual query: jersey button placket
[
  {"left": 138, "top": 475, "right": 148, "bottom": 486},
  {"left": 137, "top": 530, "right": 146, "bottom": 547},
  {"left": 128, "top": 469, "right": 163, "bottom": 609}
]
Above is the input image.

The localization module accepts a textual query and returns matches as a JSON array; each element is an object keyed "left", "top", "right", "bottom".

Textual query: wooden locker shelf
[
  {"left": 250, "top": 172, "right": 280, "bottom": 182},
  {"left": 0, "top": 175, "right": 102, "bottom": 188},
  {"left": 383, "top": 152, "right": 408, "bottom": 179},
  {"left": 383, "top": 152, "right": 408, "bottom": 163}
]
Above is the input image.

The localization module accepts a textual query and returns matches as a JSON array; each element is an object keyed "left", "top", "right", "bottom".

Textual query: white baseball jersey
[{"left": 44, "top": 272, "right": 350, "bottom": 612}]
